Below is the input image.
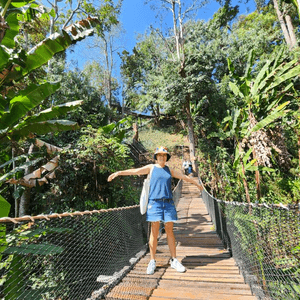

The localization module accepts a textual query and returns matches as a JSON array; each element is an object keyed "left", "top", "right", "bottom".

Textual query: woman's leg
[
  {"left": 165, "top": 221, "right": 186, "bottom": 272},
  {"left": 164, "top": 222, "right": 176, "bottom": 258},
  {"left": 149, "top": 221, "right": 160, "bottom": 260}
]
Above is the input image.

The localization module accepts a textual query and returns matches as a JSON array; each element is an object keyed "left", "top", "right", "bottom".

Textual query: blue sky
[
  {"left": 118, "top": 0, "right": 255, "bottom": 51},
  {"left": 66, "top": 0, "right": 256, "bottom": 71}
]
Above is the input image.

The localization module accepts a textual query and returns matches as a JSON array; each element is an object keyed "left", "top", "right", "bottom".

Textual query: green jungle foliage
[{"left": 31, "top": 126, "right": 141, "bottom": 214}]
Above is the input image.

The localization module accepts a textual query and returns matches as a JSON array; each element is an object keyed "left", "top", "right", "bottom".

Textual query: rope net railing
[
  {"left": 0, "top": 179, "right": 183, "bottom": 300},
  {"left": 0, "top": 206, "right": 148, "bottom": 300},
  {"left": 201, "top": 187, "right": 300, "bottom": 300}
]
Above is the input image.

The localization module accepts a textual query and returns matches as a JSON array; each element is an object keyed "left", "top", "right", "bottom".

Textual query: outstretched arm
[
  {"left": 107, "top": 164, "right": 152, "bottom": 182},
  {"left": 170, "top": 168, "right": 203, "bottom": 191}
]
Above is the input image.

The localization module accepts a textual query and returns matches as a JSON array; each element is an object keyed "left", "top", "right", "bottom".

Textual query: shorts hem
[{"left": 147, "top": 219, "right": 178, "bottom": 223}]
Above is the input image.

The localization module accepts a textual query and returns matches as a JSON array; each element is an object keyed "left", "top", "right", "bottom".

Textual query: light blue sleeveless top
[{"left": 149, "top": 165, "right": 172, "bottom": 200}]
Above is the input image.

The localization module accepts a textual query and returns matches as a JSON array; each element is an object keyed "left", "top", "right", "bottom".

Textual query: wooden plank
[
  {"left": 149, "top": 288, "right": 256, "bottom": 299},
  {"left": 157, "top": 280, "right": 253, "bottom": 293},
  {"left": 160, "top": 275, "right": 245, "bottom": 283}
]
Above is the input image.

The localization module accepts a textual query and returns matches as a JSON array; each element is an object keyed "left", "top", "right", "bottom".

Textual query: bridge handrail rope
[
  {"left": 198, "top": 175, "right": 300, "bottom": 300},
  {"left": 0, "top": 205, "right": 139, "bottom": 223}
]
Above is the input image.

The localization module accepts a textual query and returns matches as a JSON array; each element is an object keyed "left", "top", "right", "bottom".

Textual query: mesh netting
[
  {"left": 0, "top": 206, "right": 148, "bottom": 300},
  {"left": 202, "top": 189, "right": 300, "bottom": 300}
]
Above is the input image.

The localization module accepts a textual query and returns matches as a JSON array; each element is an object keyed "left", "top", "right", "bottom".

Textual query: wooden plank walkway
[{"left": 105, "top": 180, "right": 257, "bottom": 300}]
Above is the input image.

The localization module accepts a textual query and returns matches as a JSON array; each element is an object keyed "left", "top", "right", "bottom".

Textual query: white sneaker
[
  {"left": 170, "top": 258, "right": 186, "bottom": 273},
  {"left": 146, "top": 259, "right": 156, "bottom": 275}
]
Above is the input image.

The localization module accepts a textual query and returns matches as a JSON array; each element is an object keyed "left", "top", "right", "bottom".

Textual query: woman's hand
[{"left": 107, "top": 172, "right": 119, "bottom": 182}]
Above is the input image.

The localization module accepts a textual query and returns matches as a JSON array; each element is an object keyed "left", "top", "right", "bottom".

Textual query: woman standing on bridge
[{"left": 107, "top": 146, "right": 203, "bottom": 275}]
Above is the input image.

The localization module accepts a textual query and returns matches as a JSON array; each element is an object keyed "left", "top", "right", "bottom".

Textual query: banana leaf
[
  {"left": 244, "top": 49, "right": 255, "bottom": 79},
  {"left": 253, "top": 59, "right": 298, "bottom": 97},
  {"left": 1, "top": 13, "right": 19, "bottom": 48},
  {"left": 15, "top": 100, "right": 83, "bottom": 127},
  {"left": 0, "top": 45, "right": 11, "bottom": 70},
  {"left": 233, "top": 145, "right": 240, "bottom": 169},
  {"left": 247, "top": 101, "right": 289, "bottom": 136},
  {"left": 3, "top": 254, "right": 23, "bottom": 300},
  {"left": 11, "top": 120, "right": 80, "bottom": 140},
  {"left": 2, "top": 17, "right": 100, "bottom": 85},
  {"left": 243, "top": 147, "right": 253, "bottom": 165},
  {"left": 229, "top": 82, "right": 244, "bottom": 98},
  {"left": 0, "top": 195, "right": 11, "bottom": 262},
  {"left": 230, "top": 108, "right": 241, "bottom": 134},
  {"left": 271, "top": 47, "right": 285, "bottom": 71},
  {"left": 264, "top": 64, "right": 300, "bottom": 94},
  {"left": 0, "top": 82, "right": 60, "bottom": 130},
  {"left": 251, "top": 59, "right": 272, "bottom": 96}
]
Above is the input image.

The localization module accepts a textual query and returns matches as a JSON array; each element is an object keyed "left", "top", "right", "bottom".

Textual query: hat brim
[{"left": 154, "top": 153, "right": 171, "bottom": 161}]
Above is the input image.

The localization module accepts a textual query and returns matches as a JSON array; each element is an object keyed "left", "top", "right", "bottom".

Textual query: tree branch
[{"left": 62, "top": 0, "right": 82, "bottom": 29}]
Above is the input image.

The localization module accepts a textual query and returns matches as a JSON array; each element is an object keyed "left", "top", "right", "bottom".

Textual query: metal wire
[{"left": 202, "top": 188, "right": 300, "bottom": 300}]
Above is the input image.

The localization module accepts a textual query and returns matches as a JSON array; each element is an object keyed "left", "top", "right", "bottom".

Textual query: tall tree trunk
[
  {"left": 133, "top": 122, "right": 139, "bottom": 142},
  {"left": 238, "top": 143, "right": 252, "bottom": 212},
  {"left": 252, "top": 148, "right": 261, "bottom": 201},
  {"left": 19, "top": 144, "right": 34, "bottom": 217},
  {"left": 179, "top": 62, "right": 197, "bottom": 173},
  {"left": 19, "top": 188, "right": 31, "bottom": 217},
  {"left": 48, "top": 0, "right": 57, "bottom": 74},
  {"left": 104, "top": 38, "right": 112, "bottom": 109},
  {"left": 297, "top": 130, "right": 300, "bottom": 169},
  {"left": 285, "top": 14, "right": 298, "bottom": 48},
  {"left": 12, "top": 148, "right": 19, "bottom": 217},
  {"left": 171, "top": 0, "right": 180, "bottom": 60},
  {"left": 273, "top": 0, "right": 293, "bottom": 49},
  {"left": 185, "top": 96, "right": 197, "bottom": 173},
  {"left": 161, "top": 0, "right": 198, "bottom": 173}
]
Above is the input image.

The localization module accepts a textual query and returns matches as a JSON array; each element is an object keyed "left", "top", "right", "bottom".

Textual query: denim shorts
[{"left": 146, "top": 198, "right": 178, "bottom": 223}]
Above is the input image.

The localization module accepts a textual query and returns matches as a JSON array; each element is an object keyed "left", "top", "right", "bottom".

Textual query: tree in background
[
  {"left": 88, "top": 24, "right": 125, "bottom": 111},
  {"left": 144, "top": 0, "right": 211, "bottom": 172},
  {"left": 120, "top": 30, "right": 169, "bottom": 124}
]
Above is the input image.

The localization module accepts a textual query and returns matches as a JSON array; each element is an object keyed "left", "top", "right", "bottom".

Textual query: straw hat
[{"left": 154, "top": 146, "right": 171, "bottom": 161}]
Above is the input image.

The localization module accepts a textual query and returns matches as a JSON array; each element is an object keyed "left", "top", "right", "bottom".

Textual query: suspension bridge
[
  {"left": 105, "top": 180, "right": 256, "bottom": 300},
  {"left": 0, "top": 177, "right": 299, "bottom": 299}
]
